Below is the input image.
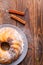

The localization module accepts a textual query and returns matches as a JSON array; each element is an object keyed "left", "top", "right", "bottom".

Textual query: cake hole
[{"left": 1, "top": 42, "right": 10, "bottom": 51}]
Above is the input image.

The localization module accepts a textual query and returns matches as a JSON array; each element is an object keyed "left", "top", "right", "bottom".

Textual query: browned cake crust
[{"left": 0, "top": 27, "right": 24, "bottom": 64}]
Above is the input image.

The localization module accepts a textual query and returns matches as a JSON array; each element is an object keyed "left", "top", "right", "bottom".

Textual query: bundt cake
[{"left": 0, "top": 27, "right": 24, "bottom": 64}]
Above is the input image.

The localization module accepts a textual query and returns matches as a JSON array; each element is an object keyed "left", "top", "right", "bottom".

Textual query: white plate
[{"left": 0, "top": 24, "right": 28, "bottom": 65}]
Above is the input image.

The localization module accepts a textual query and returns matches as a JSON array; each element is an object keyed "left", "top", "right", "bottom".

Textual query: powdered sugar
[{"left": 0, "top": 27, "right": 24, "bottom": 63}]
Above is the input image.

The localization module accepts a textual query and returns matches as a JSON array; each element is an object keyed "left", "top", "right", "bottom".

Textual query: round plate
[{"left": 0, "top": 24, "right": 28, "bottom": 65}]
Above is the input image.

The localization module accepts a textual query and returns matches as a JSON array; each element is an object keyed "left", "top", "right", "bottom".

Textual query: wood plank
[
  {"left": 16, "top": 0, "right": 35, "bottom": 65},
  {"left": 0, "top": 0, "right": 16, "bottom": 25},
  {"left": 34, "top": 0, "right": 43, "bottom": 65}
]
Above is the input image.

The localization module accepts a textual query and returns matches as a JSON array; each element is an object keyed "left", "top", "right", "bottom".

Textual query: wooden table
[{"left": 0, "top": 0, "right": 43, "bottom": 65}]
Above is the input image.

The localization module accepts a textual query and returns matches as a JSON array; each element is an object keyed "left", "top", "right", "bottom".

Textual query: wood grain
[{"left": 0, "top": 0, "right": 43, "bottom": 65}]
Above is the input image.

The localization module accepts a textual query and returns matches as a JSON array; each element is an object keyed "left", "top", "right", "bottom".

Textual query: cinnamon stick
[
  {"left": 11, "top": 14, "right": 26, "bottom": 25},
  {"left": 9, "top": 9, "right": 25, "bottom": 16}
]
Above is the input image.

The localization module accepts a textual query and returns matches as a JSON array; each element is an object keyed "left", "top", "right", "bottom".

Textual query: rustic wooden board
[{"left": 0, "top": 0, "right": 43, "bottom": 65}]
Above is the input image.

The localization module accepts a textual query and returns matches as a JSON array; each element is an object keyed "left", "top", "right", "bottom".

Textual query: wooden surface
[{"left": 0, "top": 0, "right": 43, "bottom": 65}]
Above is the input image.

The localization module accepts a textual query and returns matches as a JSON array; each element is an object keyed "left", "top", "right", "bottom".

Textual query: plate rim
[{"left": 0, "top": 24, "right": 28, "bottom": 65}]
